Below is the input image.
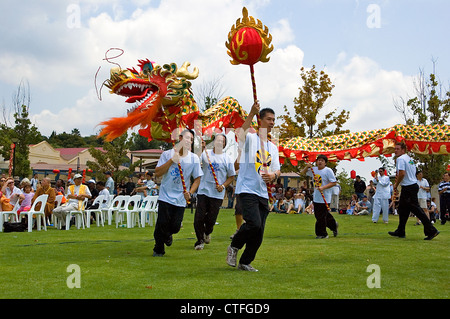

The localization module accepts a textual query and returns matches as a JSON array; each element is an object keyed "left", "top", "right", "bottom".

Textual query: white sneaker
[
  {"left": 226, "top": 245, "right": 238, "bottom": 267},
  {"left": 238, "top": 263, "right": 258, "bottom": 272},
  {"left": 204, "top": 234, "right": 211, "bottom": 244},
  {"left": 195, "top": 243, "right": 204, "bottom": 250}
]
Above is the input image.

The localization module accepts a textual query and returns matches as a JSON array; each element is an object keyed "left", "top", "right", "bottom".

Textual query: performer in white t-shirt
[
  {"left": 301, "top": 154, "right": 338, "bottom": 239},
  {"left": 194, "top": 133, "right": 236, "bottom": 250},
  {"left": 226, "top": 100, "right": 281, "bottom": 272},
  {"left": 389, "top": 142, "right": 439, "bottom": 240},
  {"left": 152, "top": 129, "right": 203, "bottom": 256}
]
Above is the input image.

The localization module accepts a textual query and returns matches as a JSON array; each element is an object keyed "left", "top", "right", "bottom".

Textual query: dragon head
[{"left": 99, "top": 60, "right": 200, "bottom": 142}]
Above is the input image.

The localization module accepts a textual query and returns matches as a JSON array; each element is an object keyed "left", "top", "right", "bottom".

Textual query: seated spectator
[
  {"left": 96, "top": 181, "right": 110, "bottom": 209},
  {"left": 305, "top": 202, "right": 314, "bottom": 214},
  {"left": 273, "top": 187, "right": 284, "bottom": 213},
  {"left": 31, "top": 177, "right": 56, "bottom": 224},
  {"left": 86, "top": 179, "right": 99, "bottom": 209},
  {"left": 55, "top": 179, "right": 65, "bottom": 194},
  {"left": 346, "top": 194, "right": 359, "bottom": 215},
  {"left": 294, "top": 191, "right": 305, "bottom": 214},
  {"left": 2, "top": 178, "right": 24, "bottom": 207},
  {"left": 356, "top": 195, "right": 372, "bottom": 215},
  {"left": 17, "top": 180, "right": 35, "bottom": 216},
  {"left": 427, "top": 198, "right": 438, "bottom": 224},
  {"left": 52, "top": 174, "right": 91, "bottom": 229}
]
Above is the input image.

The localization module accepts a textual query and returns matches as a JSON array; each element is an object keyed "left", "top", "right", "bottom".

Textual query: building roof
[{"left": 55, "top": 147, "right": 103, "bottom": 161}]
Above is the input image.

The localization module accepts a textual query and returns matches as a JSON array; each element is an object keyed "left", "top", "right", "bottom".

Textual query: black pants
[
  {"left": 231, "top": 193, "right": 269, "bottom": 265},
  {"left": 314, "top": 202, "right": 337, "bottom": 237},
  {"left": 194, "top": 194, "right": 223, "bottom": 245},
  {"left": 396, "top": 184, "right": 437, "bottom": 236},
  {"left": 153, "top": 200, "right": 185, "bottom": 255},
  {"left": 439, "top": 194, "right": 450, "bottom": 224}
]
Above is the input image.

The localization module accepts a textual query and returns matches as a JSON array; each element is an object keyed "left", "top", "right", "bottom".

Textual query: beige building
[{"left": 0, "top": 141, "right": 162, "bottom": 181}]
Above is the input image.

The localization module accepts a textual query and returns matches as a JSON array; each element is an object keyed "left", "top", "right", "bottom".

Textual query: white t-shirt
[
  {"left": 157, "top": 149, "right": 203, "bottom": 207},
  {"left": 98, "top": 188, "right": 110, "bottom": 209},
  {"left": 5, "top": 186, "right": 23, "bottom": 205},
  {"left": 306, "top": 166, "right": 336, "bottom": 203},
  {"left": 198, "top": 149, "right": 236, "bottom": 200},
  {"left": 417, "top": 178, "right": 429, "bottom": 199},
  {"left": 396, "top": 154, "right": 417, "bottom": 186},
  {"left": 236, "top": 133, "right": 280, "bottom": 199}
]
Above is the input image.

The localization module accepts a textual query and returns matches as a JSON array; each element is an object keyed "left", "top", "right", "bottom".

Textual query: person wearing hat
[
  {"left": 105, "top": 171, "right": 115, "bottom": 195},
  {"left": 53, "top": 173, "right": 91, "bottom": 229}
]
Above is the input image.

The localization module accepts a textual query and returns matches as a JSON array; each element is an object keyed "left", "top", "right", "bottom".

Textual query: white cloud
[{"left": 327, "top": 54, "right": 415, "bottom": 132}]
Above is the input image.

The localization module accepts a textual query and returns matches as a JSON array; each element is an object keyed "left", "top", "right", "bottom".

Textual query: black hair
[
  {"left": 260, "top": 108, "right": 275, "bottom": 119},
  {"left": 211, "top": 133, "right": 227, "bottom": 148},
  {"left": 316, "top": 154, "right": 328, "bottom": 163},
  {"left": 179, "top": 128, "right": 195, "bottom": 139}
]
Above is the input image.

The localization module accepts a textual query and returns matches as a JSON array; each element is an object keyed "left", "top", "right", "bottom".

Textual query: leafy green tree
[
  {"left": 394, "top": 68, "right": 450, "bottom": 186},
  {"left": 47, "top": 130, "right": 87, "bottom": 148},
  {"left": 277, "top": 65, "right": 350, "bottom": 173},
  {"left": 86, "top": 133, "right": 142, "bottom": 185}
]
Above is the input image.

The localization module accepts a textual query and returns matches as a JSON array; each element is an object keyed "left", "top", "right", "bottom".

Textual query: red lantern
[
  {"left": 371, "top": 171, "right": 376, "bottom": 177},
  {"left": 446, "top": 164, "right": 450, "bottom": 171},
  {"left": 53, "top": 169, "right": 60, "bottom": 174},
  {"left": 350, "top": 170, "right": 356, "bottom": 179}
]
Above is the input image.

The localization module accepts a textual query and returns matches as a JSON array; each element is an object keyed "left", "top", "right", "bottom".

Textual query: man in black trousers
[{"left": 389, "top": 142, "right": 439, "bottom": 240}]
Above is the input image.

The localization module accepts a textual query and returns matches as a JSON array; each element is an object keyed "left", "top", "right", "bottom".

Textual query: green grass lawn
[{"left": 0, "top": 210, "right": 448, "bottom": 299}]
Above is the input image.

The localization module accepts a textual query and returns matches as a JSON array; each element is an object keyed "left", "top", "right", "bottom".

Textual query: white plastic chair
[
  {"left": 51, "top": 194, "right": 64, "bottom": 226},
  {"left": 84, "top": 195, "right": 105, "bottom": 228},
  {"left": 115, "top": 195, "right": 140, "bottom": 228},
  {"left": 18, "top": 194, "right": 49, "bottom": 232},
  {"left": 57, "top": 198, "right": 87, "bottom": 230},
  {"left": 0, "top": 201, "right": 20, "bottom": 232},
  {"left": 104, "top": 195, "right": 127, "bottom": 225},
  {"left": 139, "top": 196, "right": 159, "bottom": 227}
]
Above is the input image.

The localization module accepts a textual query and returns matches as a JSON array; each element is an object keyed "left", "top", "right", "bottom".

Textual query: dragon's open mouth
[{"left": 115, "top": 81, "right": 159, "bottom": 112}]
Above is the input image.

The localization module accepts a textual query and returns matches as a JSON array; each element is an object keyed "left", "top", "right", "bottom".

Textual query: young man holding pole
[
  {"left": 226, "top": 100, "right": 281, "bottom": 272},
  {"left": 300, "top": 155, "right": 338, "bottom": 239}
]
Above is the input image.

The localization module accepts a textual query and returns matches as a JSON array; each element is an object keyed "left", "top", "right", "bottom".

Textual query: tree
[
  {"left": 129, "top": 132, "right": 170, "bottom": 151},
  {"left": 194, "top": 76, "right": 226, "bottom": 112},
  {"left": 0, "top": 81, "right": 43, "bottom": 177},
  {"left": 47, "top": 130, "right": 87, "bottom": 148},
  {"left": 335, "top": 169, "right": 355, "bottom": 202},
  {"left": 393, "top": 64, "right": 450, "bottom": 186},
  {"left": 277, "top": 65, "right": 350, "bottom": 172},
  {"left": 86, "top": 133, "right": 142, "bottom": 185}
]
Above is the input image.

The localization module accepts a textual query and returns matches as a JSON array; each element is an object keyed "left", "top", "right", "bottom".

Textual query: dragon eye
[{"left": 142, "top": 63, "right": 153, "bottom": 76}]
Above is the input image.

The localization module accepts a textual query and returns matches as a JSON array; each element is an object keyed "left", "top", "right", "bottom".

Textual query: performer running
[
  {"left": 300, "top": 155, "right": 338, "bottom": 238},
  {"left": 389, "top": 141, "right": 439, "bottom": 240},
  {"left": 153, "top": 129, "right": 203, "bottom": 256},
  {"left": 194, "top": 133, "right": 236, "bottom": 250},
  {"left": 226, "top": 100, "right": 281, "bottom": 272}
]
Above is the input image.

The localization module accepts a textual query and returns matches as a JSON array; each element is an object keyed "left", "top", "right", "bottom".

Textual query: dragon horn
[{"left": 175, "top": 62, "right": 199, "bottom": 80}]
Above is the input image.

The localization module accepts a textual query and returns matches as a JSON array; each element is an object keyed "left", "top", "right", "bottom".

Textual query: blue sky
[{"left": 0, "top": 0, "right": 448, "bottom": 180}]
